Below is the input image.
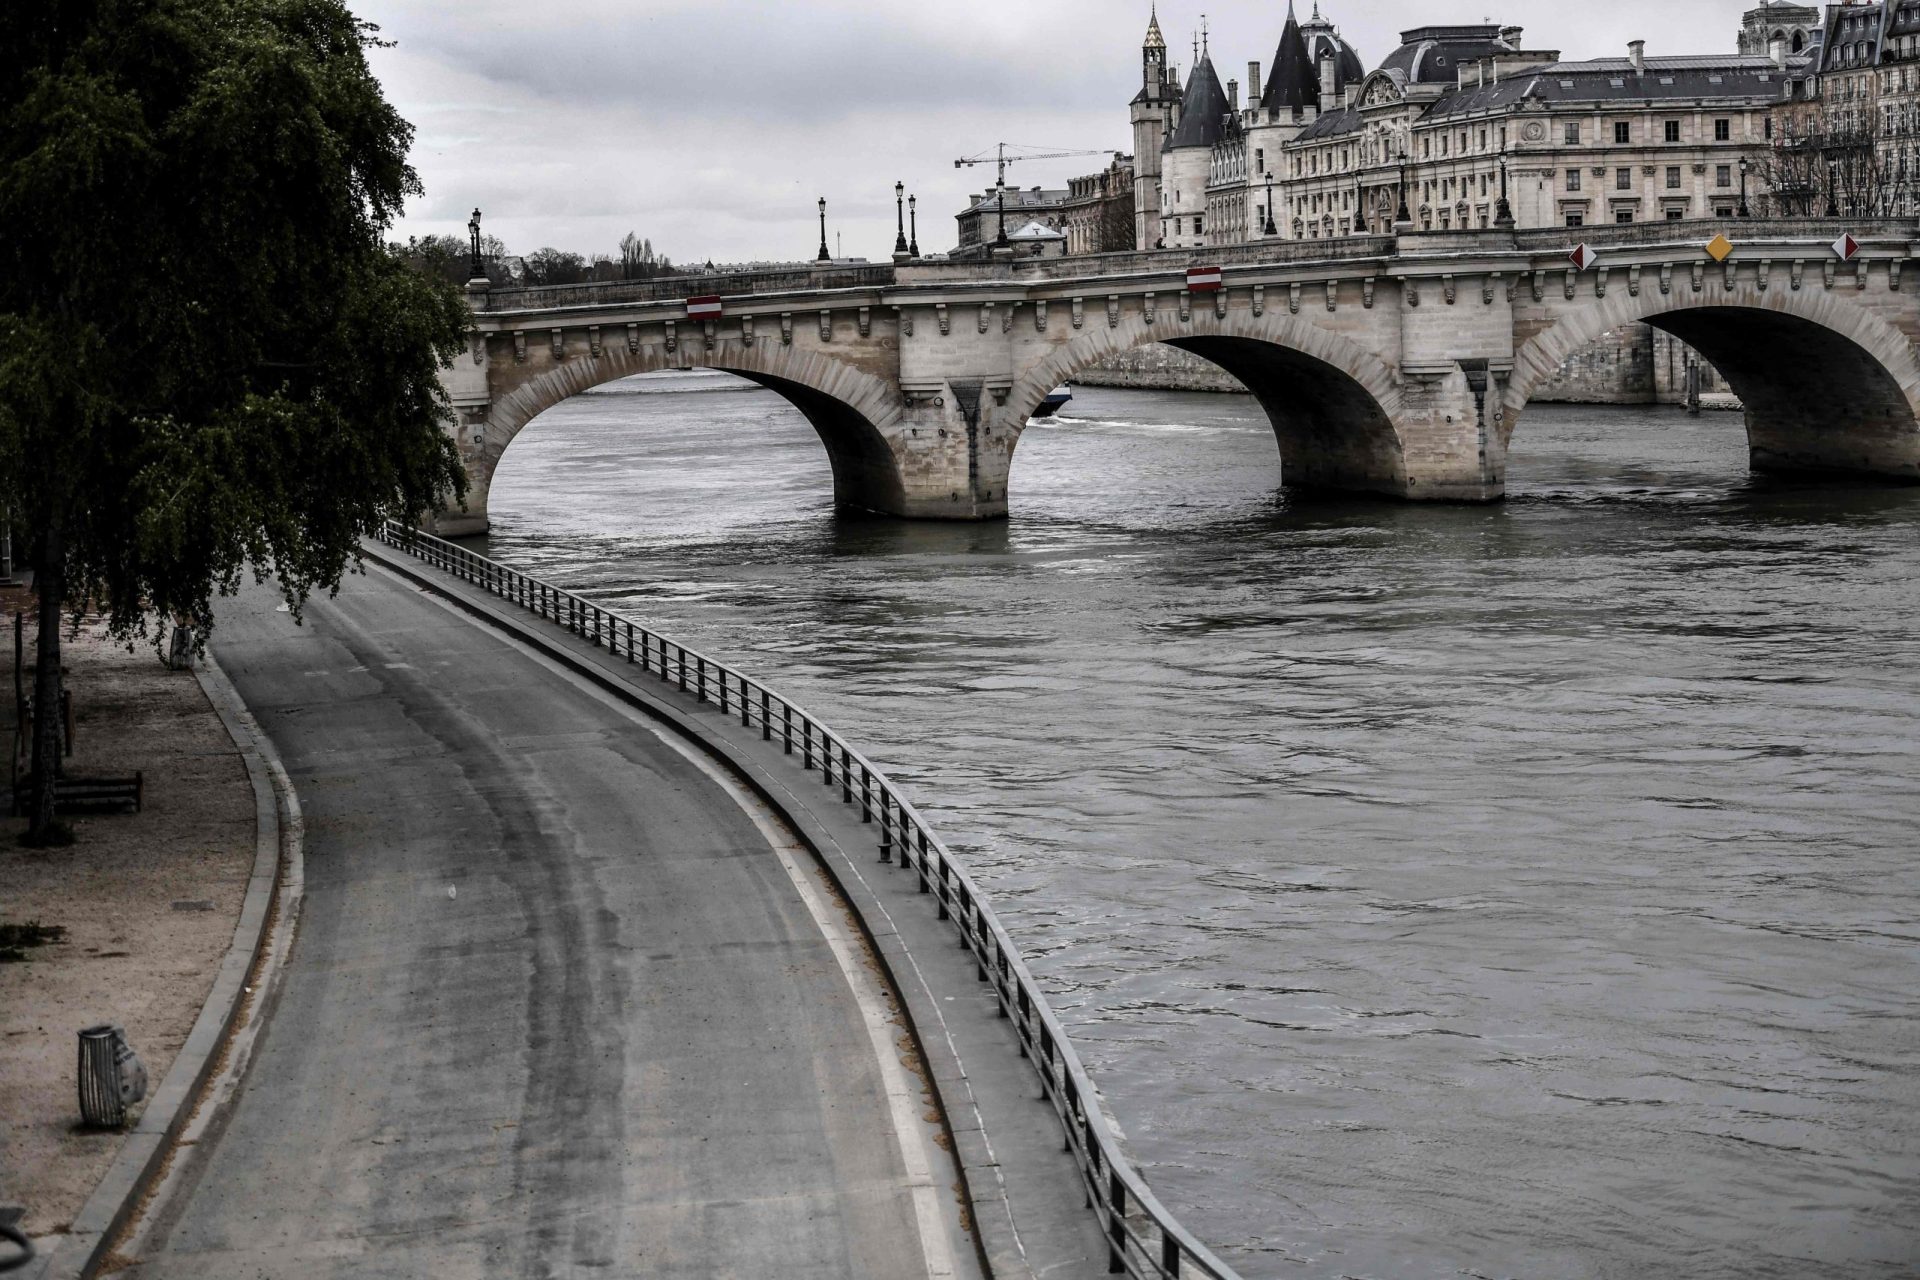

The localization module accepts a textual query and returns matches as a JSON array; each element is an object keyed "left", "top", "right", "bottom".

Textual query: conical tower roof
[
  {"left": 1262, "top": 1, "right": 1321, "bottom": 112},
  {"left": 1143, "top": 4, "right": 1166, "bottom": 49},
  {"left": 1166, "top": 54, "right": 1232, "bottom": 149}
]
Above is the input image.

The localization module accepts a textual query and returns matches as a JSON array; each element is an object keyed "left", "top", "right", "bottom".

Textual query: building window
[
  {"left": 1715, "top": 118, "right": 1732, "bottom": 141},
  {"left": 1666, "top": 207, "right": 1685, "bottom": 220},
  {"left": 1194, "top": 215, "right": 1204, "bottom": 234},
  {"left": 1615, "top": 121, "right": 1632, "bottom": 144},
  {"left": 1174, "top": 218, "right": 1182, "bottom": 235},
  {"left": 1665, "top": 120, "right": 1681, "bottom": 142},
  {"left": 1666, "top": 166, "right": 1682, "bottom": 189},
  {"left": 1256, "top": 148, "right": 1264, "bottom": 174},
  {"left": 1566, "top": 211, "right": 1585, "bottom": 227},
  {"left": 1566, "top": 121, "right": 1581, "bottom": 145},
  {"left": 1568, "top": 169, "right": 1582, "bottom": 191},
  {"left": 1617, "top": 167, "right": 1633, "bottom": 190},
  {"left": 1616, "top": 209, "right": 1635, "bottom": 223},
  {"left": 1716, "top": 164, "right": 1732, "bottom": 188}
]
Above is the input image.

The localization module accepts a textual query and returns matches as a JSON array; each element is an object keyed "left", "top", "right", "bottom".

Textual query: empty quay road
[{"left": 124, "top": 567, "right": 977, "bottom": 1279}]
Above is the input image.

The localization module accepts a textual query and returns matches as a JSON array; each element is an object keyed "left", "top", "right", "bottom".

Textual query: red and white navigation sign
[
  {"left": 1832, "top": 233, "right": 1861, "bottom": 261},
  {"left": 686, "top": 295, "right": 724, "bottom": 319},
  {"left": 1568, "top": 243, "right": 1597, "bottom": 272},
  {"left": 1186, "top": 265, "right": 1224, "bottom": 293}
]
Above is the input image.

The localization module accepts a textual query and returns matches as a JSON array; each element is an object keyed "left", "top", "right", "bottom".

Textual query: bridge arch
[
  {"left": 1506, "top": 283, "right": 1920, "bottom": 483},
  {"left": 1005, "top": 307, "right": 1410, "bottom": 497},
  {"left": 453, "top": 339, "right": 907, "bottom": 534}
]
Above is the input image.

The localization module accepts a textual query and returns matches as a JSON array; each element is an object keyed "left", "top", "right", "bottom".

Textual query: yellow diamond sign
[{"left": 1705, "top": 234, "right": 1735, "bottom": 262}]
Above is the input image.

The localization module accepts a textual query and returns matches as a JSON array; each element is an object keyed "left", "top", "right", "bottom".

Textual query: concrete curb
[
  {"left": 360, "top": 543, "right": 1107, "bottom": 1279},
  {"left": 23, "top": 648, "right": 304, "bottom": 1280}
]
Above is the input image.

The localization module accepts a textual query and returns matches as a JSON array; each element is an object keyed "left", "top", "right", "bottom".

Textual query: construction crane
[{"left": 954, "top": 143, "right": 1111, "bottom": 187}]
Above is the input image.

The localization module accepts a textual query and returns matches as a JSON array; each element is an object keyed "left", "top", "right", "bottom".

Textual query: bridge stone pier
[{"left": 436, "top": 220, "right": 1920, "bottom": 534}]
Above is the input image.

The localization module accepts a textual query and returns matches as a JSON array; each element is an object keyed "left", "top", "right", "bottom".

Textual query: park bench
[{"left": 12, "top": 771, "right": 143, "bottom": 817}]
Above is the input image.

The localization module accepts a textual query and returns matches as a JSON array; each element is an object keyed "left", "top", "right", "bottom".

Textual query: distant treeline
[{"left": 394, "top": 231, "right": 679, "bottom": 287}]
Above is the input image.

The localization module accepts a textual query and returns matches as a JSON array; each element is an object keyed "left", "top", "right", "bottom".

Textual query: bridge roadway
[{"left": 119, "top": 567, "right": 1046, "bottom": 1279}]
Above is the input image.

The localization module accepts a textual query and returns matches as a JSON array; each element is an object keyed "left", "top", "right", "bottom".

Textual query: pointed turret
[
  {"left": 1262, "top": 2, "right": 1320, "bottom": 112},
  {"left": 1144, "top": 4, "right": 1166, "bottom": 50},
  {"left": 1166, "top": 53, "right": 1232, "bottom": 150}
]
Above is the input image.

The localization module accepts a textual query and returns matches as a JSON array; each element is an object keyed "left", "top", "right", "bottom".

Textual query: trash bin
[{"left": 77, "top": 1024, "right": 147, "bottom": 1128}]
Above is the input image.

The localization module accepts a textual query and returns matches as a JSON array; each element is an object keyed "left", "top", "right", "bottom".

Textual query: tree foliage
[
  {"left": 0, "top": 0, "right": 468, "bottom": 638},
  {"left": 0, "top": 0, "right": 469, "bottom": 836}
]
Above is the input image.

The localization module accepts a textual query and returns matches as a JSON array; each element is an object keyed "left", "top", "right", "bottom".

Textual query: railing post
[
  {"left": 783, "top": 704, "right": 793, "bottom": 755},
  {"left": 1108, "top": 1168, "right": 1126, "bottom": 1274},
  {"left": 760, "top": 688, "right": 772, "bottom": 740},
  {"left": 860, "top": 765, "right": 872, "bottom": 823},
  {"left": 802, "top": 721, "right": 813, "bottom": 771},
  {"left": 841, "top": 746, "right": 853, "bottom": 804},
  {"left": 741, "top": 682, "right": 752, "bottom": 729},
  {"left": 1162, "top": 1232, "right": 1181, "bottom": 1277},
  {"left": 917, "top": 829, "right": 931, "bottom": 893},
  {"left": 878, "top": 793, "right": 893, "bottom": 863}
]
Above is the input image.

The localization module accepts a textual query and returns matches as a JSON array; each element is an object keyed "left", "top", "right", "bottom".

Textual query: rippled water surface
[{"left": 481, "top": 371, "right": 1920, "bottom": 1280}]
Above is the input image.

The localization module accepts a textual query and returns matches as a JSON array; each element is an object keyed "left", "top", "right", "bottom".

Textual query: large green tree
[{"left": 0, "top": 0, "right": 468, "bottom": 841}]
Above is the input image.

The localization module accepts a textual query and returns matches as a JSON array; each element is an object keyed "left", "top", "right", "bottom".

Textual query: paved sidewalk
[{"left": 122, "top": 571, "right": 975, "bottom": 1279}]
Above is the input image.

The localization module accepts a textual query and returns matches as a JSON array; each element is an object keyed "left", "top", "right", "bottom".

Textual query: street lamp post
[
  {"left": 1264, "top": 171, "right": 1278, "bottom": 236},
  {"left": 894, "top": 181, "right": 910, "bottom": 257},
  {"left": 1354, "top": 178, "right": 1367, "bottom": 234},
  {"left": 995, "top": 179, "right": 1010, "bottom": 246},
  {"left": 467, "top": 208, "right": 485, "bottom": 281},
  {"left": 1495, "top": 158, "right": 1514, "bottom": 227},
  {"left": 816, "top": 198, "right": 831, "bottom": 262},
  {"left": 1739, "top": 157, "right": 1752, "bottom": 218},
  {"left": 908, "top": 195, "right": 920, "bottom": 258},
  {"left": 1396, "top": 149, "right": 1412, "bottom": 224}
]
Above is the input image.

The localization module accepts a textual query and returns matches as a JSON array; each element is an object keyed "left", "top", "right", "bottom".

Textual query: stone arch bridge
[{"left": 437, "top": 219, "right": 1920, "bottom": 534}]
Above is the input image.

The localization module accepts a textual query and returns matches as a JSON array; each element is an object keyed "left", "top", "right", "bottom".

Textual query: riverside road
[{"left": 122, "top": 568, "right": 976, "bottom": 1279}]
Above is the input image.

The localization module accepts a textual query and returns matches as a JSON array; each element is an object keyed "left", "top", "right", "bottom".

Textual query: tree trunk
[{"left": 28, "top": 525, "right": 65, "bottom": 843}]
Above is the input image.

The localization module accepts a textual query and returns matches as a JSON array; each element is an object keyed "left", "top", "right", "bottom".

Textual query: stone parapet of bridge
[{"left": 433, "top": 220, "right": 1920, "bottom": 536}]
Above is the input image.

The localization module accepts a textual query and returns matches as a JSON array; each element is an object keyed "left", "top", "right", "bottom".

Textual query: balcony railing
[{"left": 374, "top": 521, "right": 1246, "bottom": 1280}]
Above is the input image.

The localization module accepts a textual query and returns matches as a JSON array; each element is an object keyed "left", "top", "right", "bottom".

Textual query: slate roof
[
  {"left": 1821, "top": 1, "right": 1920, "bottom": 72},
  {"left": 1379, "top": 24, "right": 1519, "bottom": 85},
  {"left": 1300, "top": 5, "right": 1365, "bottom": 96},
  {"left": 1292, "top": 55, "right": 1785, "bottom": 141},
  {"left": 1262, "top": 5, "right": 1320, "bottom": 111},
  {"left": 1420, "top": 59, "right": 1786, "bottom": 120},
  {"left": 1168, "top": 55, "right": 1234, "bottom": 149}
]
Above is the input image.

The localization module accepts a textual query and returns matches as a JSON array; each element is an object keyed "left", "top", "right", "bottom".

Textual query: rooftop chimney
[
  {"left": 1769, "top": 34, "right": 1788, "bottom": 69},
  {"left": 1228, "top": 78, "right": 1240, "bottom": 112},
  {"left": 1629, "top": 39, "right": 1646, "bottom": 73},
  {"left": 1248, "top": 61, "right": 1263, "bottom": 105},
  {"left": 1318, "top": 48, "right": 1337, "bottom": 104},
  {"left": 1501, "top": 26, "right": 1525, "bottom": 47}
]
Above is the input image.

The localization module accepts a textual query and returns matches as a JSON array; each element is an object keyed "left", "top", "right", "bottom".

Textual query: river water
[{"left": 479, "top": 371, "right": 1919, "bottom": 1280}]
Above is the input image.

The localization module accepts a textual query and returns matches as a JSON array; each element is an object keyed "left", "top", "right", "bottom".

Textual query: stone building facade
[
  {"left": 1767, "top": 0, "right": 1920, "bottom": 217},
  {"left": 1060, "top": 155, "right": 1137, "bottom": 255}
]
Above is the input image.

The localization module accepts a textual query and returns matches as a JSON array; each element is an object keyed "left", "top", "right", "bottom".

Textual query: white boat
[{"left": 1030, "top": 385, "right": 1073, "bottom": 419}]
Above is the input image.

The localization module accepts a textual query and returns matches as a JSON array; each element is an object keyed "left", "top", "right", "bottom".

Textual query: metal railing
[{"left": 373, "top": 521, "right": 1243, "bottom": 1280}]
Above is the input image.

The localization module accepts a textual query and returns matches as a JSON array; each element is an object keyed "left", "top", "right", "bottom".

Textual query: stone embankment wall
[{"left": 1074, "top": 322, "right": 1720, "bottom": 405}]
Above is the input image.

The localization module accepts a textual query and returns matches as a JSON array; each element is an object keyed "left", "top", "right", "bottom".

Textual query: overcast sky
[{"left": 364, "top": 0, "right": 1763, "bottom": 265}]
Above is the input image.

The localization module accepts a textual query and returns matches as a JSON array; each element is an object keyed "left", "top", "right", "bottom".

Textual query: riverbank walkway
[{"left": 115, "top": 563, "right": 1108, "bottom": 1278}]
